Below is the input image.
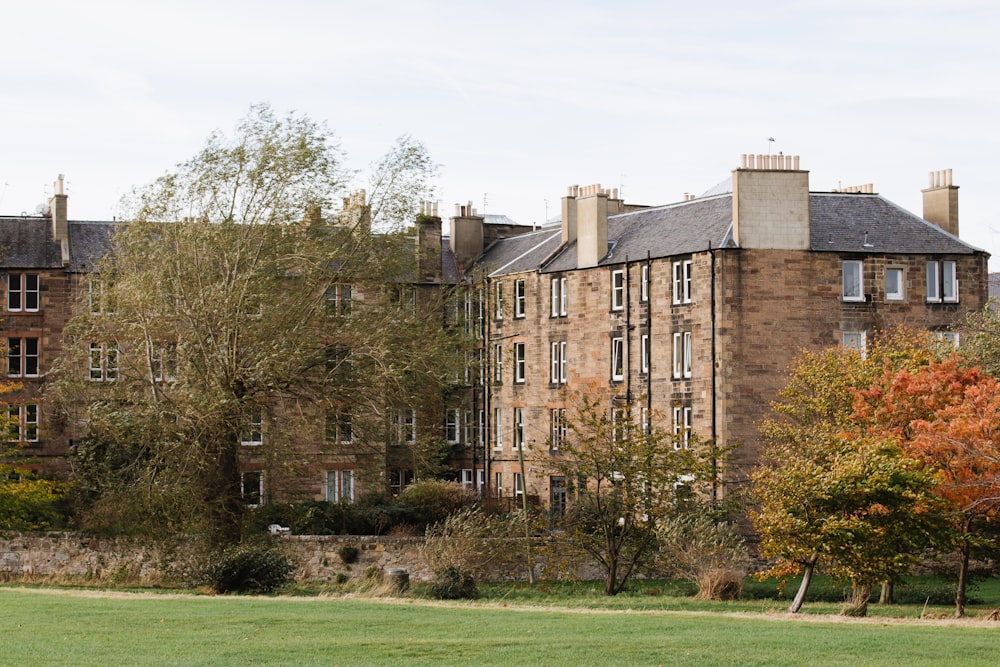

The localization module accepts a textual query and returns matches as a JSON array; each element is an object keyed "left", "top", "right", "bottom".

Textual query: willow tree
[{"left": 48, "top": 105, "right": 456, "bottom": 543}]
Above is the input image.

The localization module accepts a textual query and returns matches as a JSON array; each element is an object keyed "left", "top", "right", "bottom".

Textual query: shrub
[
  {"left": 337, "top": 544, "right": 359, "bottom": 564},
  {"left": 422, "top": 507, "right": 528, "bottom": 580},
  {"left": 427, "top": 567, "right": 477, "bottom": 600},
  {"left": 655, "top": 512, "right": 750, "bottom": 601},
  {"left": 0, "top": 465, "right": 68, "bottom": 531},
  {"left": 398, "top": 480, "right": 476, "bottom": 528},
  {"left": 205, "top": 540, "right": 294, "bottom": 594}
]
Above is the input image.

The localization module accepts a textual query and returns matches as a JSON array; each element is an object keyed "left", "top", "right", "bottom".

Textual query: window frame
[
  {"left": 242, "top": 471, "right": 263, "bottom": 507},
  {"left": 326, "top": 469, "right": 355, "bottom": 503},
  {"left": 513, "top": 342, "right": 525, "bottom": 384},
  {"left": 241, "top": 406, "right": 264, "bottom": 446},
  {"left": 842, "top": 260, "right": 865, "bottom": 302},
  {"left": 611, "top": 336, "right": 624, "bottom": 382},
  {"left": 494, "top": 281, "right": 503, "bottom": 320},
  {"left": 493, "top": 344, "right": 503, "bottom": 384},
  {"left": 6, "top": 403, "right": 39, "bottom": 443},
  {"left": 842, "top": 330, "right": 868, "bottom": 357},
  {"left": 550, "top": 407, "right": 566, "bottom": 450},
  {"left": 885, "top": 267, "right": 904, "bottom": 301},
  {"left": 445, "top": 407, "right": 461, "bottom": 444},
  {"left": 640, "top": 334, "right": 650, "bottom": 373},
  {"left": 550, "top": 341, "right": 567, "bottom": 384},
  {"left": 7, "top": 273, "right": 40, "bottom": 313},
  {"left": 611, "top": 269, "right": 625, "bottom": 311},
  {"left": 514, "top": 278, "right": 526, "bottom": 318},
  {"left": 493, "top": 407, "right": 503, "bottom": 449},
  {"left": 513, "top": 407, "right": 525, "bottom": 449},
  {"left": 672, "top": 406, "right": 692, "bottom": 450},
  {"left": 672, "top": 260, "right": 692, "bottom": 305},
  {"left": 9, "top": 337, "right": 40, "bottom": 378},
  {"left": 640, "top": 264, "right": 649, "bottom": 303}
]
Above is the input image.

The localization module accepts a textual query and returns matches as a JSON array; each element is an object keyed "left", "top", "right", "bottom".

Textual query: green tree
[
  {"left": 48, "top": 105, "right": 458, "bottom": 544},
  {"left": 547, "top": 393, "right": 719, "bottom": 596},
  {"left": 752, "top": 331, "right": 948, "bottom": 615}
]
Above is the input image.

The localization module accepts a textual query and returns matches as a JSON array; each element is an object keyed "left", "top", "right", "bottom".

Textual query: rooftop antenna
[{"left": 767, "top": 137, "right": 775, "bottom": 155}]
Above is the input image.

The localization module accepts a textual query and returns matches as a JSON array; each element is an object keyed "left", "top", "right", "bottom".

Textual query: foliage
[
  {"left": 397, "top": 480, "right": 477, "bottom": 528},
  {"left": 0, "top": 464, "right": 68, "bottom": 531},
  {"left": 204, "top": 539, "right": 294, "bottom": 594},
  {"left": 959, "top": 304, "right": 1000, "bottom": 379},
  {"left": 655, "top": 511, "right": 750, "bottom": 600},
  {"left": 752, "top": 330, "right": 950, "bottom": 615},
  {"left": 426, "top": 566, "right": 478, "bottom": 600},
  {"left": 855, "top": 355, "right": 1000, "bottom": 615},
  {"left": 546, "top": 393, "right": 722, "bottom": 596},
  {"left": 337, "top": 544, "right": 359, "bottom": 564},
  {"left": 47, "top": 105, "right": 458, "bottom": 544},
  {"left": 422, "top": 507, "right": 529, "bottom": 581},
  {"left": 364, "top": 135, "right": 439, "bottom": 232}
]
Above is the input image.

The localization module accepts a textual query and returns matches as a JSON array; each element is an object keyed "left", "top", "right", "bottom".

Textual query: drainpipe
[
  {"left": 624, "top": 256, "right": 632, "bottom": 403},
  {"left": 709, "top": 242, "right": 719, "bottom": 503},
  {"left": 646, "top": 252, "right": 652, "bottom": 422}
]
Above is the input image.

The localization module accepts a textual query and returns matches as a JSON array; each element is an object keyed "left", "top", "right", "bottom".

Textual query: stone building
[
  {"left": 471, "top": 156, "right": 988, "bottom": 507},
  {"left": 0, "top": 157, "right": 990, "bottom": 512}
]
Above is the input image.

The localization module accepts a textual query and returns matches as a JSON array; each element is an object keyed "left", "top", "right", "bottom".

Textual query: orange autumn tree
[{"left": 855, "top": 356, "right": 1000, "bottom": 617}]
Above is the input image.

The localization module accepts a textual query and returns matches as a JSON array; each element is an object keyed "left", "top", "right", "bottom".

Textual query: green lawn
[{"left": 2, "top": 587, "right": 999, "bottom": 666}]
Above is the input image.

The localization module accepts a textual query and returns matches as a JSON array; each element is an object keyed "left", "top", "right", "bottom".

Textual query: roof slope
[
  {"left": 479, "top": 191, "right": 984, "bottom": 277},
  {"left": 0, "top": 217, "right": 64, "bottom": 268}
]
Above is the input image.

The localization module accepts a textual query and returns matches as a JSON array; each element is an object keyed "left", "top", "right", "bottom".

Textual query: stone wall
[{"left": 0, "top": 532, "right": 434, "bottom": 584}]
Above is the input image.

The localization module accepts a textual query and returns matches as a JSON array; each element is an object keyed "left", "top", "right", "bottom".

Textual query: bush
[
  {"left": 338, "top": 544, "right": 359, "bottom": 564},
  {"left": 398, "top": 481, "right": 476, "bottom": 528},
  {"left": 655, "top": 512, "right": 750, "bottom": 601},
  {"left": 205, "top": 540, "right": 294, "bottom": 594},
  {"left": 427, "top": 567, "right": 477, "bottom": 600},
  {"left": 422, "top": 507, "right": 528, "bottom": 580}
]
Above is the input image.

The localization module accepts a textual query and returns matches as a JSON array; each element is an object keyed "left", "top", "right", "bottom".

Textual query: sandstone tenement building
[{"left": 0, "top": 157, "right": 989, "bottom": 510}]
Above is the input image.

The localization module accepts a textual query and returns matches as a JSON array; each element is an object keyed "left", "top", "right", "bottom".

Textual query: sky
[{"left": 3, "top": 0, "right": 999, "bottom": 267}]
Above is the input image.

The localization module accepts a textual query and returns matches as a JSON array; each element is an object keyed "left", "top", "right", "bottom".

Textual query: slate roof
[
  {"left": 477, "top": 191, "right": 984, "bottom": 277},
  {"left": 68, "top": 221, "right": 118, "bottom": 272},
  {"left": 809, "top": 193, "right": 978, "bottom": 255},
  {"left": 0, "top": 217, "right": 64, "bottom": 268}
]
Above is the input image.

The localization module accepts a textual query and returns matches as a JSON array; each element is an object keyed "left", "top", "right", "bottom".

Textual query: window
[
  {"left": 395, "top": 286, "right": 416, "bottom": 314},
  {"left": 242, "top": 471, "right": 263, "bottom": 507},
  {"left": 672, "top": 260, "right": 692, "bottom": 304},
  {"left": 513, "top": 407, "right": 525, "bottom": 449},
  {"left": 935, "top": 331, "right": 960, "bottom": 349},
  {"left": 550, "top": 408, "right": 566, "bottom": 449},
  {"left": 493, "top": 407, "right": 503, "bottom": 449},
  {"left": 6, "top": 404, "right": 38, "bottom": 442},
  {"left": 927, "top": 261, "right": 958, "bottom": 303},
  {"left": 325, "top": 408, "right": 352, "bottom": 444},
  {"left": 7, "top": 273, "right": 39, "bottom": 313},
  {"left": 640, "top": 264, "right": 649, "bottom": 302},
  {"left": 463, "top": 409, "right": 474, "bottom": 445},
  {"left": 611, "top": 270, "right": 625, "bottom": 311},
  {"left": 241, "top": 407, "right": 263, "bottom": 445},
  {"left": 89, "top": 277, "right": 111, "bottom": 314},
  {"left": 672, "top": 332, "right": 692, "bottom": 379},
  {"left": 9, "top": 337, "right": 39, "bottom": 378},
  {"left": 461, "top": 468, "right": 474, "bottom": 490},
  {"left": 476, "top": 289, "right": 485, "bottom": 338},
  {"left": 641, "top": 334, "right": 649, "bottom": 373},
  {"left": 390, "top": 469, "right": 414, "bottom": 495},
  {"left": 326, "top": 469, "right": 354, "bottom": 503},
  {"left": 550, "top": 476, "right": 567, "bottom": 518},
  {"left": 611, "top": 336, "right": 624, "bottom": 381},
  {"left": 392, "top": 408, "right": 416, "bottom": 444},
  {"left": 842, "top": 260, "right": 864, "bottom": 302},
  {"left": 672, "top": 406, "right": 691, "bottom": 450},
  {"left": 493, "top": 344, "right": 503, "bottom": 384},
  {"left": 325, "top": 283, "right": 352, "bottom": 317},
  {"left": 88, "top": 342, "right": 118, "bottom": 382},
  {"left": 550, "top": 341, "right": 567, "bottom": 384},
  {"left": 513, "top": 472, "right": 524, "bottom": 498},
  {"left": 885, "top": 268, "right": 904, "bottom": 301},
  {"left": 842, "top": 330, "right": 867, "bottom": 357},
  {"left": 639, "top": 406, "right": 650, "bottom": 434},
  {"left": 445, "top": 408, "right": 460, "bottom": 443},
  {"left": 513, "top": 342, "right": 525, "bottom": 383},
  {"left": 514, "top": 279, "right": 526, "bottom": 318},
  {"left": 495, "top": 471, "right": 503, "bottom": 498},
  {"left": 478, "top": 409, "right": 485, "bottom": 448},
  {"left": 550, "top": 276, "right": 568, "bottom": 317},
  {"left": 150, "top": 343, "right": 177, "bottom": 383},
  {"left": 494, "top": 281, "right": 504, "bottom": 319}
]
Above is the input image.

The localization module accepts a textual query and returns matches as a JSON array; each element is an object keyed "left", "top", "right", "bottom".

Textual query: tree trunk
[
  {"left": 956, "top": 540, "right": 971, "bottom": 618},
  {"left": 879, "top": 580, "right": 894, "bottom": 605},
  {"left": 843, "top": 582, "right": 871, "bottom": 617},
  {"left": 788, "top": 554, "right": 818, "bottom": 613}
]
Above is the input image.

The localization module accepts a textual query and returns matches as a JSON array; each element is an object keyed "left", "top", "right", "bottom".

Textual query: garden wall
[{"left": 0, "top": 532, "right": 433, "bottom": 585}]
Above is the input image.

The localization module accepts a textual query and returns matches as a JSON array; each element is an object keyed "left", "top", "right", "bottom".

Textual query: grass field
[{"left": 2, "top": 586, "right": 1000, "bottom": 666}]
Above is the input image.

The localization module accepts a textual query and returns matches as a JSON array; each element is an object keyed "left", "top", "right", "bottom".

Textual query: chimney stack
[
  {"left": 922, "top": 169, "right": 959, "bottom": 237},
  {"left": 732, "top": 153, "right": 809, "bottom": 250},
  {"left": 576, "top": 184, "right": 609, "bottom": 268},
  {"left": 50, "top": 174, "right": 70, "bottom": 266},
  {"left": 450, "top": 200, "right": 484, "bottom": 273}
]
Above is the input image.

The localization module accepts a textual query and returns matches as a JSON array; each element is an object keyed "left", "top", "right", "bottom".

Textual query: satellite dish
[{"left": 35, "top": 203, "right": 50, "bottom": 216}]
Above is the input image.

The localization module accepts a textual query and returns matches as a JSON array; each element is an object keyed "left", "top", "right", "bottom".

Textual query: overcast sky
[{"left": 3, "top": 1, "right": 999, "bottom": 267}]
